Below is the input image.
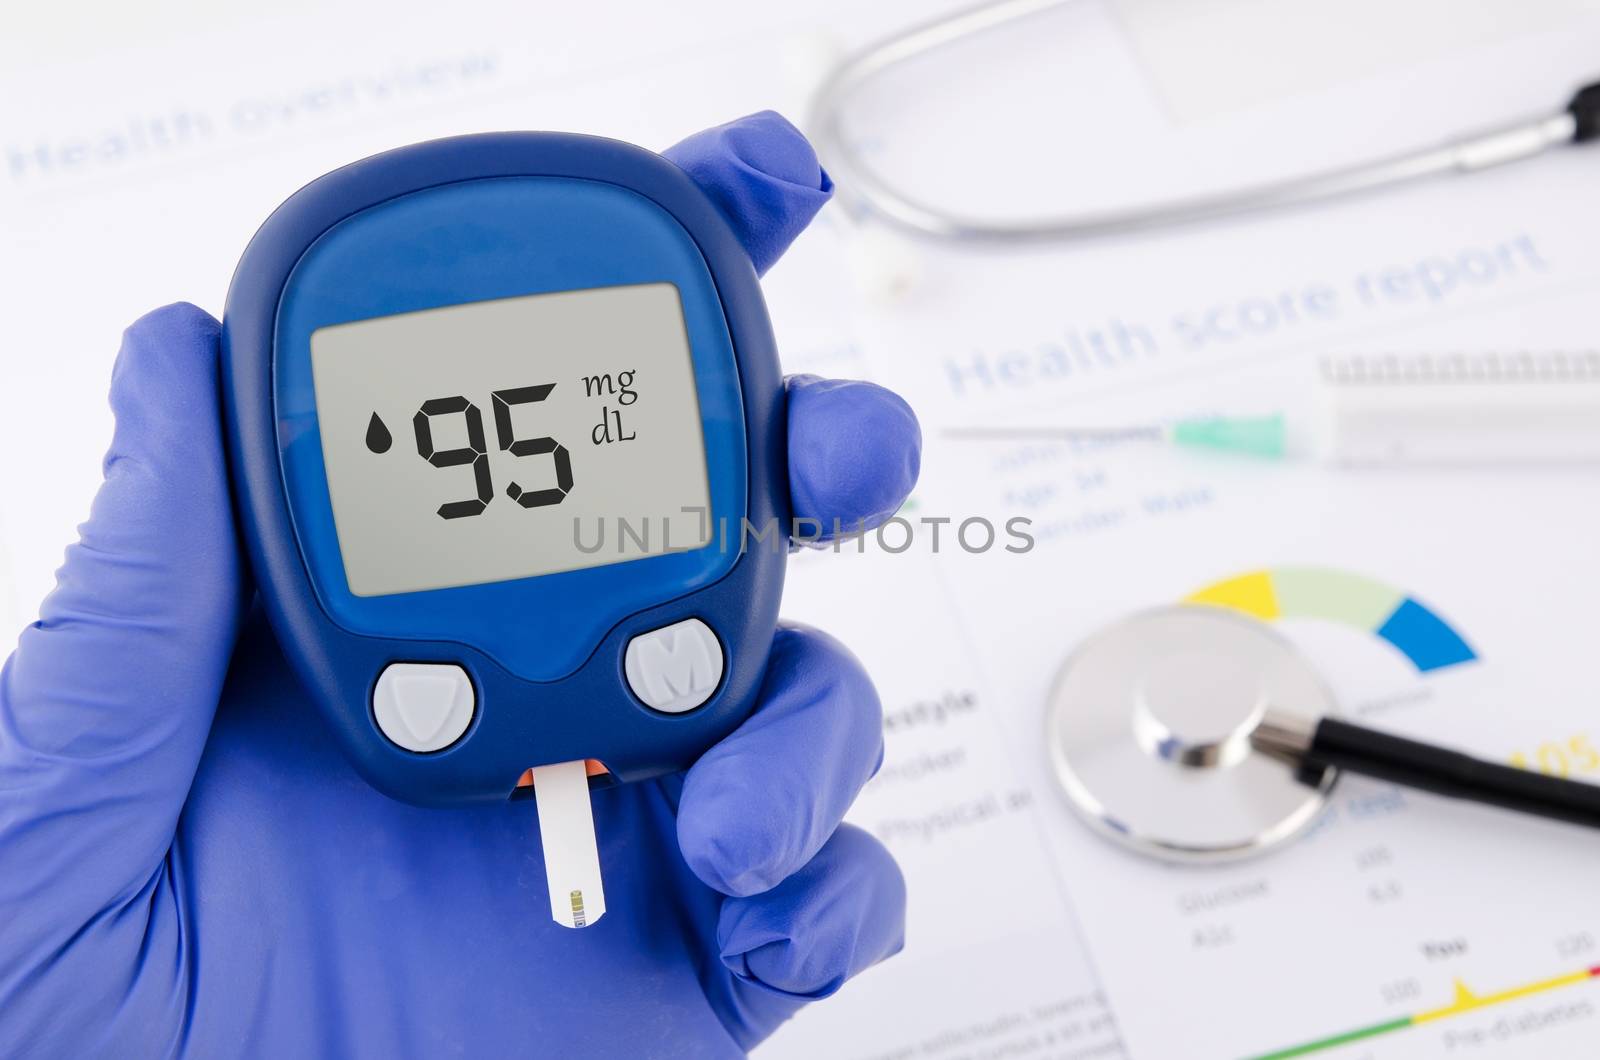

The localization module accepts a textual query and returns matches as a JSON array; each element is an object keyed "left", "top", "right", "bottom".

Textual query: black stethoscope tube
[{"left": 1305, "top": 717, "right": 1600, "bottom": 830}]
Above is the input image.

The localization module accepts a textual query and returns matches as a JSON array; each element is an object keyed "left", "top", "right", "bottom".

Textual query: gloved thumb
[
  {"left": 0, "top": 303, "right": 244, "bottom": 951},
  {"left": 664, "top": 110, "right": 833, "bottom": 276}
]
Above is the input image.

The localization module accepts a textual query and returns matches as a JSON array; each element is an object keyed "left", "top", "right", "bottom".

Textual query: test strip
[{"left": 531, "top": 760, "right": 606, "bottom": 929}]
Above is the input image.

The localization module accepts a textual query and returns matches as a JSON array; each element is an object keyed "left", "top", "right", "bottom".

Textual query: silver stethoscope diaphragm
[
  {"left": 1047, "top": 606, "right": 1337, "bottom": 862},
  {"left": 1048, "top": 606, "right": 1600, "bottom": 863}
]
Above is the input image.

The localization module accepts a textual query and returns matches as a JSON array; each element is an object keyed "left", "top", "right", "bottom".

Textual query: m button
[{"left": 623, "top": 619, "right": 724, "bottom": 714}]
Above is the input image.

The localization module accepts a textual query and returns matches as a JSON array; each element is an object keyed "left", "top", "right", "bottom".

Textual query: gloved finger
[
  {"left": 710, "top": 825, "right": 906, "bottom": 1048},
  {"left": 0, "top": 304, "right": 244, "bottom": 958},
  {"left": 786, "top": 373, "right": 920, "bottom": 545},
  {"left": 662, "top": 110, "right": 832, "bottom": 276},
  {"left": 676, "top": 624, "right": 882, "bottom": 897}
]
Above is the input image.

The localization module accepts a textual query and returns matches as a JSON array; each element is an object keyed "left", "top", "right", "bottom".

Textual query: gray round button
[
  {"left": 624, "top": 619, "right": 724, "bottom": 714},
  {"left": 374, "top": 663, "right": 475, "bottom": 752}
]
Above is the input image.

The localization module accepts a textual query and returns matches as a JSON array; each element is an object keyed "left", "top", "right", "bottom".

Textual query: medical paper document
[
  {"left": 8, "top": 2, "right": 1600, "bottom": 1058},
  {"left": 814, "top": 4, "right": 1600, "bottom": 1056}
]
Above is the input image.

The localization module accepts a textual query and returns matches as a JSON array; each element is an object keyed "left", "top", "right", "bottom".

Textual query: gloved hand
[{"left": 0, "top": 112, "right": 921, "bottom": 1059}]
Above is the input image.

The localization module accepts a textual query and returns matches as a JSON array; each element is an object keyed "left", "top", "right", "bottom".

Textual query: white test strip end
[{"left": 531, "top": 760, "right": 606, "bottom": 929}]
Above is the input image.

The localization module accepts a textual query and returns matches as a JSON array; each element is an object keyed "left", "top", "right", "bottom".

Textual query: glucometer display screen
[{"left": 310, "top": 282, "right": 712, "bottom": 597}]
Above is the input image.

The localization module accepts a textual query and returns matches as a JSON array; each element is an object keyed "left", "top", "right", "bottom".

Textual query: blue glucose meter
[{"left": 221, "top": 133, "right": 787, "bottom": 808}]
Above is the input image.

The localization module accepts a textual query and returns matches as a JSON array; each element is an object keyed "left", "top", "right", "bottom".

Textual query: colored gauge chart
[{"left": 1183, "top": 567, "right": 1477, "bottom": 674}]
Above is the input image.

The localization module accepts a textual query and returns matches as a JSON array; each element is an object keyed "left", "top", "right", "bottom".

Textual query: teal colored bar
[{"left": 1170, "top": 414, "right": 1288, "bottom": 459}]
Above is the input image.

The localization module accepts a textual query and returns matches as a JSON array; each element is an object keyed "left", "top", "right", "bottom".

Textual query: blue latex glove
[{"left": 0, "top": 112, "right": 921, "bottom": 1059}]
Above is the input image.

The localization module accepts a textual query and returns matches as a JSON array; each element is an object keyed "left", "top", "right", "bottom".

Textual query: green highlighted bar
[
  {"left": 1245, "top": 1017, "right": 1412, "bottom": 1060},
  {"left": 1271, "top": 567, "right": 1402, "bottom": 630}
]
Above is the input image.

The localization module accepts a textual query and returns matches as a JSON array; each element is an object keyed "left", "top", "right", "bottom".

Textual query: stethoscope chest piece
[{"left": 1047, "top": 606, "right": 1338, "bottom": 862}]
